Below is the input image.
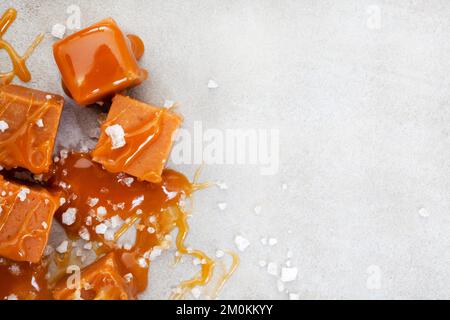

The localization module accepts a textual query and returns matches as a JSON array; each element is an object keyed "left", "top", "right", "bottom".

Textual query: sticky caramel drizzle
[
  {"left": 0, "top": 8, "right": 43, "bottom": 86},
  {"left": 0, "top": 93, "right": 56, "bottom": 171},
  {"left": 94, "top": 108, "right": 166, "bottom": 173},
  {"left": 170, "top": 205, "right": 215, "bottom": 300},
  {"left": 50, "top": 152, "right": 219, "bottom": 299}
]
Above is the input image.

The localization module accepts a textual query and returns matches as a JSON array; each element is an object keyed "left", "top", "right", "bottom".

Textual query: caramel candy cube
[
  {"left": 0, "top": 85, "right": 64, "bottom": 174},
  {"left": 0, "top": 175, "right": 60, "bottom": 263},
  {"left": 53, "top": 252, "right": 133, "bottom": 300},
  {"left": 92, "top": 95, "right": 182, "bottom": 183},
  {"left": 53, "top": 18, "right": 147, "bottom": 105}
]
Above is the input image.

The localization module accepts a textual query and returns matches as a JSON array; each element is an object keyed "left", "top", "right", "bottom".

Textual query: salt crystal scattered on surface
[
  {"left": 163, "top": 100, "right": 174, "bottom": 108},
  {"left": 207, "top": 79, "right": 219, "bottom": 89},
  {"left": 289, "top": 292, "right": 300, "bottom": 300},
  {"left": 418, "top": 207, "right": 430, "bottom": 218},
  {"left": 17, "top": 188, "right": 30, "bottom": 202},
  {"left": 36, "top": 119, "right": 44, "bottom": 128},
  {"left": 254, "top": 205, "right": 262, "bottom": 215},
  {"left": 56, "top": 240, "right": 69, "bottom": 254},
  {"left": 216, "top": 181, "right": 228, "bottom": 190},
  {"left": 191, "top": 287, "right": 201, "bottom": 299},
  {"left": 218, "top": 202, "right": 227, "bottom": 210},
  {"left": 234, "top": 235, "right": 250, "bottom": 252},
  {"left": 62, "top": 208, "right": 77, "bottom": 226},
  {"left": 215, "top": 250, "right": 225, "bottom": 258},
  {"left": 280, "top": 267, "right": 298, "bottom": 282},
  {"left": 268, "top": 238, "right": 278, "bottom": 246},
  {"left": 51, "top": 23, "right": 66, "bottom": 39},
  {"left": 95, "top": 223, "right": 107, "bottom": 235}
]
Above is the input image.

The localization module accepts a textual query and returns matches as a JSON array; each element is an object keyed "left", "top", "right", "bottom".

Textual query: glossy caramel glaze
[
  {"left": 0, "top": 8, "right": 43, "bottom": 86},
  {"left": 0, "top": 85, "right": 65, "bottom": 174},
  {"left": 0, "top": 175, "right": 60, "bottom": 264},
  {"left": 92, "top": 94, "right": 183, "bottom": 184},
  {"left": 0, "top": 258, "right": 52, "bottom": 299},
  {"left": 53, "top": 19, "right": 148, "bottom": 105}
]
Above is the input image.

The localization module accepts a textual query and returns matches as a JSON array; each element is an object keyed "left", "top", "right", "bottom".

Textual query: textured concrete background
[{"left": 2, "top": 0, "right": 450, "bottom": 299}]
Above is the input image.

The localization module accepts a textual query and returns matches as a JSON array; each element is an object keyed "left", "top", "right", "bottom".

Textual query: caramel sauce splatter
[{"left": 0, "top": 8, "right": 43, "bottom": 86}]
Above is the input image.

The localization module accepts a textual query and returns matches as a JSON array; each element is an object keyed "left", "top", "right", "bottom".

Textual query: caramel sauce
[
  {"left": 0, "top": 258, "right": 52, "bottom": 299},
  {"left": 50, "top": 152, "right": 214, "bottom": 299},
  {"left": 0, "top": 8, "right": 43, "bottom": 86}
]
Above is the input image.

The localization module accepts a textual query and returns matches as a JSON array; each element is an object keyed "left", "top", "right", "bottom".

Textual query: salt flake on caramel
[{"left": 92, "top": 95, "right": 182, "bottom": 183}]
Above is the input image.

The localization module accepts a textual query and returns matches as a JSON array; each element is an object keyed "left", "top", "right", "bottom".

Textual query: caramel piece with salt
[
  {"left": 92, "top": 95, "right": 182, "bottom": 183},
  {"left": 0, "top": 175, "right": 60, "bottom": 263},
  {"left": 53, "top": 252, "right": 133, "bottom": 300},
  {"left": 0, "top": 85, "right": 64, "bottom": 174},
  {"left": 53, "top": 18, "right": 147, "bottom": 105}
]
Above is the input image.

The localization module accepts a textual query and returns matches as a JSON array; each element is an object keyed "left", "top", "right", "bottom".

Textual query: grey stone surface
[{"left": 2, "top": 0, "right": 450, "bottom": 299}]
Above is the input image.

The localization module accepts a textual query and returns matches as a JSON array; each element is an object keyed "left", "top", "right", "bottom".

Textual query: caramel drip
[
  {"left": 209, "top": 251, "right": 239, "bottom": 299},
  {"left": 0, "top": 8, "right": 43, "bottom": 86},
  {"left": 0, "top": 92, "right": 55, "bottom": 171},
  {"left": 94, "top": 108, "right": 166, "bottom": 172},
  {"left": 170, "top": 205, "right": 215, "bottom": 300}
]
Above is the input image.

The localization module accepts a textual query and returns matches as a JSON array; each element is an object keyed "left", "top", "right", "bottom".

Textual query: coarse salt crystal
[
  {"left": 217, "top": 202, "right": 227, "bottom": 210},
  {"left": 191, "top": 287, "right": 201, "bottom": 299},
  {"left": 234, "top": 235, "right": 250, "bottom": 252},
  {"left": 62, "top": 208, "right": 77, "bottom": 225},
  {"left": 105, "top": 124, "right": 126, "bottom": 149},
  {"left": 0, "top": 120, "right": 9, "bottom": 132},
  {"left": 51, "top": 23, "right": 66, "bottom": 39},
  {"left": 207, "top": 79, "right": 219, "bottom": 89},
  {"left": 97, "top": 206, "right": 107, "bottom": 217},
  {"left": 79, "top": 227, "right": 90, "bottom": 241},
  {"left": 124, "top": 273, "right": 133, "bottom": 283},
  {"left": 280, "top": 267, "right": 298, "bottom": 282},
  {"left": 215, "top": 250, "right": 225, "bottom": 258},
  {"left": 289, "top": 292, "right": 300, "bottom": 300},
  {"left": 17, "top": 188, "right": 30, "bottom": 202},
  {"left": 56, "top": 240, "right": 69, "bottom": 254},
  {"left": 95, "top": 223, "right": 107, "bottom": 235},
  {"left": 87, "top": 197, "right": 99, "bottom": 207},
  {"left": 35, "top": 119, "right": 44, "bottom": 128}
]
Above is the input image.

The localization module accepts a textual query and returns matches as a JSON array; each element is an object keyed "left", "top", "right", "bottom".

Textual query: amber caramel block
[
  {"left": 53, "top": 18, "right": 147, "bottom": 105},
  {"left": 92, "top": 95, "right": 182, "bottom": 183},
  {"left": 0, "top": 85, "right": 64, "bottom": 174},
  {"left": 0, "top": 175, "right": 60, "bottom": 263},
  {"left": 53, "top": 252, "right": 132, "bottom": 300}
]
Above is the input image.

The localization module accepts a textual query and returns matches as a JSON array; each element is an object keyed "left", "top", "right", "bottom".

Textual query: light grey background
[{"left": 2, "top": 0, "right": 450, "bottom": 299}]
